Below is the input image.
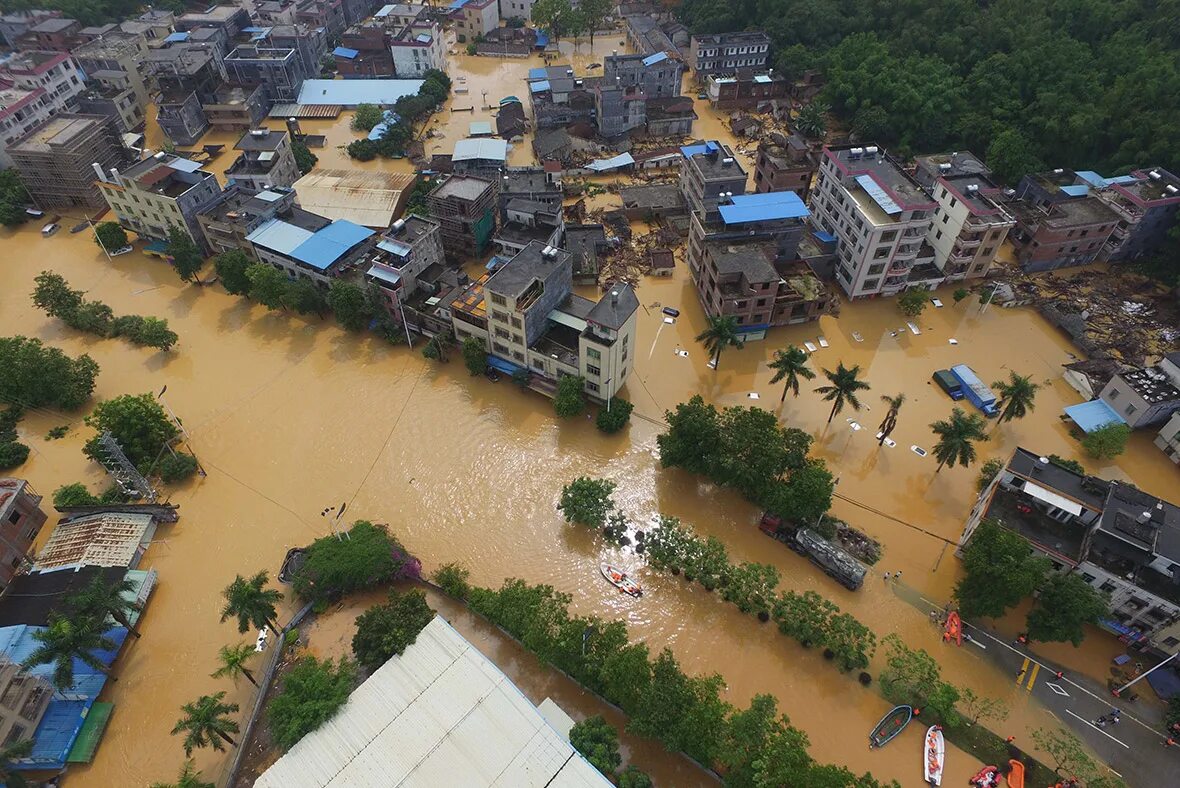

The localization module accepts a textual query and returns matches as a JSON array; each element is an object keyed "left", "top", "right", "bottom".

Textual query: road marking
[
  {"left": 1047, "top": 682, "right": 1070, "bottom": 697},
  {"left": 1026, "top": 662, "right": 1041, "bottom": 690},
  {"left": 1065, "top": 709, "right": 1130, "bottom": 749},
  {"left": 1016, "top": 657, "right": 1030, "bottom": 685}
]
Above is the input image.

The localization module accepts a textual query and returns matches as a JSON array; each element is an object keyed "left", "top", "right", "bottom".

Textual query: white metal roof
[
  {"left": 255, "top": 617, "right": 609, "bottom": 788},
  {"left": 246, "top": 218, "right": 314, "bottom": 255},
  {"left": 1023, "top": 480, "right": 1084, "bottom": 517},
  {"left": 453, "top": 138, "right": 508, "bottom": 162}
]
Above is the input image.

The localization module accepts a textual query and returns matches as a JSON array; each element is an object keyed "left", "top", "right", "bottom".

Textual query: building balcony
[{"left": 957, "top": 235, "right": 982, "bottom": 249}]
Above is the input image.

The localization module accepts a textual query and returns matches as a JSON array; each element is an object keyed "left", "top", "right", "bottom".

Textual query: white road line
[{"left": 1065, "top": 709, "right": 1130, "bottom": 748}]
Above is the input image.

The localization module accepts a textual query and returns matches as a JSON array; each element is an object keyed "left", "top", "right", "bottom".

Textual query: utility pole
[
  {"left": 157, "top": 386, "right": 206, "bottom": 477},
  {"left": 1113, "top": 651, "right": 1179, "bottom": 697},
  {"left": 96, "top": 431, "right": 157, "bottom": 502}
]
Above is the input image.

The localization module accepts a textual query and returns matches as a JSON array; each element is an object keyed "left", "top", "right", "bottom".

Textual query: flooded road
[{"left": 2, "top": 32, "right": 1175, "bottom": 788}]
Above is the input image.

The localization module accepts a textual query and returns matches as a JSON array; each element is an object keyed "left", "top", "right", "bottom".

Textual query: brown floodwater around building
[{"left": 4, "top": 31, "right": 1177, "bottom": 788}]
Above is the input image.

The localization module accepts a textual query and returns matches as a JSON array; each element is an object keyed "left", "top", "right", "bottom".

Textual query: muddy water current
[{"left": 2, "top": 31, "right": 1176, "bottom": 788}]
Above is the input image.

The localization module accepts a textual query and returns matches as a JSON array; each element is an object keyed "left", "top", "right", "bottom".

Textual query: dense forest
[{"left": 678, "top": 0, "right": 1180, "bottom": 179}]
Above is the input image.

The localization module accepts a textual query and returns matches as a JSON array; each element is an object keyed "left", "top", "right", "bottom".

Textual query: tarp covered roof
[
  {"left": 333, "top": 46, "right": 358, "bottom": 59},
  {"left": 719, "top": 191, "right": 808, "bottom": 224},
  {"left": 291, "top": 221, "right": 375, "bottom": 271},
  {"left": 1064, "top": 399, "right": 1127, "bottom": 433}
]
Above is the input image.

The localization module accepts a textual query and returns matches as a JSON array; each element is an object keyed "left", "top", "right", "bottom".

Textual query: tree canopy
[
  {"left": 954, "top": 519, "right": 1050, "bottom": 619},
  {"left": 1026, "top": 573, "right": 1108, "bottom": 646},
  {"left": 0, "top": 336, "right": 99, "bottom": 410},
  {"left": 266, "top": 656, "right": 356, "bottom": 750},
  {"left": 82, "top": 393, "right": 179, "bottom": 470},
  {"left": 351, "top": 589, "right": 435, "bottom": 671},
  {"left": 293, "top": 520, "right": 421, "bottom": 603}
]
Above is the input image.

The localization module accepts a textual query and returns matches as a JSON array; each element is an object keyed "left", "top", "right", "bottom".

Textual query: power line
[{"left": 831, "top": 491, "right": 958, "bottom": 547}]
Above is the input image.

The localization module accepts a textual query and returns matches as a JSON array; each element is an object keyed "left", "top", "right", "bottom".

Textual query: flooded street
[{"left": 3, "top": 31, "right": 1176, "bottom": 788}]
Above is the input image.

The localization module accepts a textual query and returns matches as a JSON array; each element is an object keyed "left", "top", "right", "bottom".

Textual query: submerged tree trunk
[
  {"left": 242, "top": 667, "right": 258, "bottom": 687},
  {"left": 827, "top": 399, "right": 839, "bottom": 423},
  {"left": 218, "top": 731, "right": 237, "bottom": 746}
]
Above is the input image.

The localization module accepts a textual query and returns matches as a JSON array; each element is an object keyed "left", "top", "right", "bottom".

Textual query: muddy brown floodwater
[{"left": 3, "top": 29, "right": 1176, "bottom": 788}]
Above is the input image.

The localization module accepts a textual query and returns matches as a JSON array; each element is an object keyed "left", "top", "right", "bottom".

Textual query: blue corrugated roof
[
  {"left": 333, "top": 46, "right": 359, "bottom": 59},
  {"left": 528, "top": 67, "right": 547, "bottom": 80},
  {"left": 1064, "top": 400, "right": 1126, "bottom": 433},
  {"left": 529, "top": 80, "right": 551, "bottom": 93},
  {"left": 641, "top": 52, "right": 668, "bottom": 66},
  {"left": 487, "top": 355, "right": 526, "bottom": 374},
  {"left": 1107, "top": 174, "right": 1138, "bottom": 185},
  {"left": 680, "top": 143, "right": 709, "bottom": 158},
  {"left": 855, "top": 174, "right": 902, "bottom": 215},
  {"left": 486, "top": 255, "right": 510, "bottom": 271},
  {"left": 719, "top": 191, "right": 809, "bottom": 224},
  {"left": 814, "top": 230, "right": 837, "bottom": 243},
  {"left": 448, "top": 0, "right": 469, "bottom": 8},
  {"left": 291, "top": 221, "right": 375, "bottom": 271},
  {"left": 500, "top": 95, "right": 521, "bottom": 105},
  {"left": 1074, "top": 171, "right": 1105, "bottom": 188},
  {"left": 377, "top": 238, "right": 411, "bottom": 257},
  {"left": 246, "top": 218, "right": 314, "bottom": 254},
  {"left": 19, "top": 698, "right": 91, "bottom": 770},
  {"left": 1061, "top": 184, "right": 1090, "bottom": 197},
  {"left": 164, "top": 31, "right": 188, "bottom": 42},
  {"left": 534, "top": 31, "right": 549, "bottom": 47},
  {"left": 415, "top": 33, "right": 432, "bottom": 44}
]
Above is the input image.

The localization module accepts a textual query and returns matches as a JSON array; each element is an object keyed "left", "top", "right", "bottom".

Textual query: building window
[
  {"left": 873, "top": 247, "right": 889, "bottom": 259},
  {"left": 586, "top": 347, "right": 601, "bottom": 361},
  {"left": 6, "top": 511, "right": 18, "bottom": 525},
  {"left": 587, "top": 382, "right": 600, "bottom": 393},
  {"left": 490, "top": 293, "right": 506, "bottom": 307},
  {"left": 1125, "top": 403, "right": 1138, "bottom": 417},
  {"left": 1100, "top": 580, "right": 1117, "bottom": 593},
  {"left": 1108, "top": 388, "right": 1120, "bottom": 401},
  {"left": 587, "top": 364, "right": 601, "bottom": 376},
  {"left": 513, "top": 351, "right": 524, "bottom": 362}
]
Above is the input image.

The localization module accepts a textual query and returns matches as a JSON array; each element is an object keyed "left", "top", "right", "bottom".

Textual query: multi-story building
[
  {"left": 247, "top": 215, "right": 375, "bottom": 286},
  {"left": 197, "top": 185, "right": 307, "bottom": 257},
  {"left": 336, "top": 21, "right": 394, "bottom": 77},
  {"left": 20, "top": 16, "right": 81, "bottom": 51},
  {"left": 925, "top": 172, "right": 1015, "bottom": 282},
  {"left": 1, "top": 87, "right": 54, "bottom": 169},
  {"left": 452, "top": 240, "right": 639, "bottom": 401},
  {"left": 75, "top": 83, "right": 145, "bottom": 134},
  {"left": 807, "top": 145, "right": 936, "bottom": 298},
  {"left": 963, "top": 447, "right": 1180, "bottom": 657},
  {"left": 364, "top": 214, "right": 446, "bottom": 314},
  {"left": 1156, "top": 410, "right": 1180, "bottom": 464},
  {"left": 688, "top": 31, "right": 771, "bottom": 81},
  {"left": 603, "top": 52, "right": 682, "bottom": 99},
  {"left": 202, "top": 83, "right": 269, "bottom": 133},
  {"left": 342, "top": 0, "right": 383, "bottom": 25},
  {"left": 595, "top": 51, "right": 693, "bottom": 139},
  {"left": 390, "top": 21, "right": 445, "bottom": 77},
  {"left": 451, "top": 0, "right": 499, "bottom": 42},
  {"left": 268, "top": 24, "right": 330, "bottom": 80},
  {"left": 500, "top": 0, "right": 535, "bottom": 20},
  {"left": 226, "top": 129, "right": 300, "bottom": 191},
  {"left": 9, "top": 113, "right": 129, "bottom": 211},
  {"left": 174, "top": 6, "right": 252, "bottom": 43},
  {"left": 686, "top": 191, "right": 830, "bottom": 334},
  {"left": 375, "top": 3, "right": 429, "bottom": 27},
  {"left": 706, "top": 69, "right": 788, "bottom": 110},
  {"left": 143, "top": 43, "right": 227, "bottom": 145},
  {"left": 678, "top": 141, "right": 748, "bottom": 219},
  {"left": 71, "top": 32, "right": 150, "bottom": 130},
  {"left": 623, "top": 13, "right": 687, "bottom": 59},
  {"left": 1077, "top": 168, "right": 1180, "bottom": 262},
  {"left": 754, "top": 134, "right": 818, "bottom": 200},
  {"left": 0, "top": 51, "right": 85, "bottom": 168},
  {"left": 0, "top": 660, "right": 53, "bottom": 752},
  {"left": 223, "top": 44, "right": 310, "bottom": 103},
  {"left": 427, "top": 175, "right": 498, "bottom": 262},
  {"left": 1005, "top": 169, "right": 1120, "bottom": 272},
  {"left": 1098, "top": 353, "right": 1180, "bottom": 429},
  {"left": 0, "top": 479, "right": 47, "bottom": 590},
  {"left": 96, "top": 152, "right": 224, "bottom": 251},
  {"left": 0, "top": 9, "right": 61, "bottom": 48},
  {"left": 297, "top": 0, "right": 348, "bottom": 39}
]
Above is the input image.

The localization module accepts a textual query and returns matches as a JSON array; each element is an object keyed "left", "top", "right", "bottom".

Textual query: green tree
[
  {"left": 657, "top": 396, "right": 720, "bottom": 475},
  {"left": 1082, "top": 422, "right": 1131, "bottom": 459},
  {"left": 815, "top": 362, "right": 871, "bottom": 424},
  {"left": 976, "top": 457, "right": 1004, "bottom": 492},
  {"left": 558, "top": 477, "right": 617, "bottom": 528},
  {"left": 157, "top": 452, "right": 199, "bottom": 482},
  {"left": 897, "top": 288, "right": 928, "bottom": 317},
  {"left": 150, "top": 759, "right": 215, "bottom": 788},
  {"left": 351, "top": 589, "right": 435, "bottom": 671},
  {"left": 569, "top": 715, "right": 621, "bottom": 776},
  {"left": 628, "top": 649, "right": 730, "bottom": 766},
  {"left": 432, "top": 563, "right": 472, "bottom": 599},
  {"left": 713, "top": 407, "right": 806, "bottom": 501},
  {"left": 0, "top": 336, "right": 100, "bottom": 410},
  {"left": 769, "top": 345, "right": 815, "bottom": 403},
  {"left": 955, "top": 519, "right": 1050, "bottom": 619},
  {"left": 21, "top": 613, "right": 116, "bottom": 690},
  {"left": 993, "top": 371, "right": 1040, "bottom": 426},
  {"left": 1048, "top": 454, "right": 1085, "bottom": 475},
  {"left": 762, "top": 458, "right": 834, "bottom": 524},
  {"left": 795, "top": 102, "right": 829, "bottom": 139},
  {"left": 293, "top": 521, "right": 419, "bottom": 603},
  {"left": 287, "top": 278, "right": 328, "bottom": 317},
  {"left": 67, "top": 300, "right": 115, "bottom": 336},
  {"left": 876, "top": 393, "right": 905, "bottom": 446},
  {"left": 328, "top": 280, "right": 374, "bottom": 331},
  {"left": 215, "top": 250, "right": 253, "bottom": 296},
  {"left": 31, "top": 271, "right": 83, "bottom": 320},
  {"left": 461, "top": 336, "right": 487, "bottom": 375},
  {"left": 70, "top": 573, "right": 142, "bottom": 637},
  {"left": 554, "top": 374, "right": 587, "bottom": 418},
  {"left": 616, "top": 765, "right": 653, "bottom": 788},
  {"left": 167, "top": 226, "right": 205, "bottom": 284},
  {"left": 852, "top": 104, "right": 891, "bottom": 141},
  {"left": 246, "top": 263, "right": 290, "bottom": 310},
  {"left": 750, "top": 721, "right": 814, "bottom": 787},
  {"left": 985, "top": 129, "right": 1042, "bottom": 186},
  {"left": 220, "top": 570, "right": 283, "bottom": 633},
  {"left": 718, "top": 694, "right": 780, "bottom": 787},
  {"left": 596, "top": 397, "right": 633, "bottom": 433},
  {"left": 171, "top": 692, "right": 239, "bottom": 755},
  {"left": 347, "top": 139, "right": 378, "bottom": 161},
  {"left": 83, "top": 392, "right": 179, "bottom": 468},
  {"left": 266, "top": 655, "right": 355, "bottom": 750},
  {"left": 930, "top": 407, "right": 989, "bottom": 472},
  {"left": 1031, "top": 727, "right": 1096, "bottom": 778},
  {"left": 421, "top": 333, "right": 449, "bottom": 363},
  {"left": 351, "top": 103, "right": 384, "bottom": 131},
  {"left": 94, "top": 221, "right": 128, "bottom": 251},
  {"left": 877, "top": 634, "right": 960, "bottom": 724},
  {"left": 696, "top": 314, "right": 744, "bottom": 371},
  {"left": 120, "top": 316, "right": 178, "bottom": 351},
  {"left": 211, "top": 641, "right": 260, "bottom": 687},
  {"left": 0, "top": 440, "right": 30, "bottom": 471},
  {"left": 721, "top": 562, "right": 780, "bottom": 616},
  {"left": 956, "top": 687, "right": 1009, "bottom": 727},
  {"left": 292, "top": 140, "right": 317, "bottom": 174},
  {"left": 53, "top": 482, "right": 99, "bottom": 507},
  {"left": 531, "top": 0, "right": 573, "bottom": 37},
  {"left": 1026, "top": 573, "right": 1108, "bottom": 646},
  {"left": 952, "top": 288, "right": 970, "bottom": 304},
  {"left": 825, "top": 612, "right": 877, "bottom": 672}
]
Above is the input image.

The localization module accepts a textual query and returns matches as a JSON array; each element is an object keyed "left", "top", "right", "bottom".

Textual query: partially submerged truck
[{"left": 758, "top": 514, "right": 867, "bottom": 590}]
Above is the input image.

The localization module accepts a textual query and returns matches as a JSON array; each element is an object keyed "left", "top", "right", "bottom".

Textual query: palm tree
[
  {"left": 931, "top": 408, "right": 989, "bottom": 472},
  {"left": 877, "top": 393, "right": 906, "bottom": 445},
  {"left": 151, "top": 759, "right": 215, "bottom": 788},
  {"left": 815, "top": 362, "right": 871, "bottom": 423},
  {"left": 212, "top": 641, "right": 259, "bottom": 687},
  {"left": 171, "top": 692, "right": 240, "bottom": 756},
  {"left": 21, "top": 613, "right": 116, "bottom": 690},
  {"left": 220, "top": 570, "right": 282, "bottom": 634},
  {"left": 0, "top": 738, "right": 33, "bottom": 788},
  {"left": 993, "top": 371, "right": 1040, "bottom": 427},
  {"left": 70, "top": 573, "right": 142, "bottom": 638},
  {"left": 768, "top": 345, "right": 815, "bottom": 403},
  {"left": 695, "top": 315, "right": 744, "bottom": 371}
]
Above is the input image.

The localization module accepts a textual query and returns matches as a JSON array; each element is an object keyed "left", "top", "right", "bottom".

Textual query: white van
[{"left": 41, "top": 222, "right": 59, "bottom": 236}]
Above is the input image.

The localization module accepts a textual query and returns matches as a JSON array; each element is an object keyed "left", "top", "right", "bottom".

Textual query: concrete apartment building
[
  {"left": 247, "top": 215, "right": 376, "bottom": 286},
  {"left": 0, "top": 660, "right": 54, "bottom": 752},
  {"left": 197, "top": 185, "right": 306, "bottom": 257},
  {"left": 223, "top": 44, "right": 310, "bottom": 103},
  {"left": 97, "top": 152, "right": 224, "bottom": 251},
  {"left": 427, "top": 175, "right": 498, "bottom": 262},
  {"left": 494, "top": 166, "right": 564, "bottom": 255},
  {"left": 706, "top": 70, "right": 788, "bottom": 110},
  {"left": 364, "top": 214, "right": 446, "bottom": 313},
  {"left": 754, "top": 134, "right": 818, "bottom": 200},
  {"left": 20, "top": 16, "right": 81, "bottom": 50},
  {"left": 174, "top": 5, "right": 252, "bottom": 43},
  {"left": 9, "top": 113, "right": 129, "bottom": 211},
  {"left": 679, "top": 141, "right": 749, "bottom": 219},
  {"left": 965, "top": 448, "right": 1180, "bottom": 657},
  {"left": 925, "top": 171, "right": 1014, "bottom": 282},
  {"left": 226, "top": 128, "right": 300, "bottom": 191},
  {"left": 595, "top": 52, "right": 693, "bottom": 139},
  {"left": 807, "top": 145, "right": 936, "bottom": 298},
  {"left": 390, "top": 21, "right": 446, "bottom": 77},
  {"left": 1076, "top": 167, "right": 1180, "bottom": 262},
  {"left": 71, "top": 32, "right": 150, "bottom": 133},
  {"left": 143, "top": 44, "right": 227, "bottom": 145},
  {"left": 0, "top": 10, "right": 61, "bottom": 48},
  {"left": 0, "top": 51, "right": 85, "bottom": 168},
  {"left": 1005, "top": 169, "right": 1120, "bottom": 272},
  {"left": 203, "top": 83, "right": 269, "bottom": 133},
  {"left": 688, "top": 31, "right": 771, "bottom": 81},
  {"left": 624, "top": 13, "right": 688, "bottom": 59},
  {"left": 687, "top": 191, "right": 831, "bottom": 335},
  {"left": 375, "top": 3, "right": 430, "bottom": 27},
  {"left": 336, "top": 21, "right": 394, "bottom": 77},
  {"left": 1156, "top": 411, "right": 1180, "bottom": 464},
  {"left": 0, "top": 479, "right": 47, "bottom": 590},
  {"left": 451, "top": 0, "right": 499, "bottom": 41},
  {"left": 1099, "top": 353, "right": 1180, "bottom": 429},
  {"left": 451, "top": 241, "right": 639, "bottom": 401}
]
